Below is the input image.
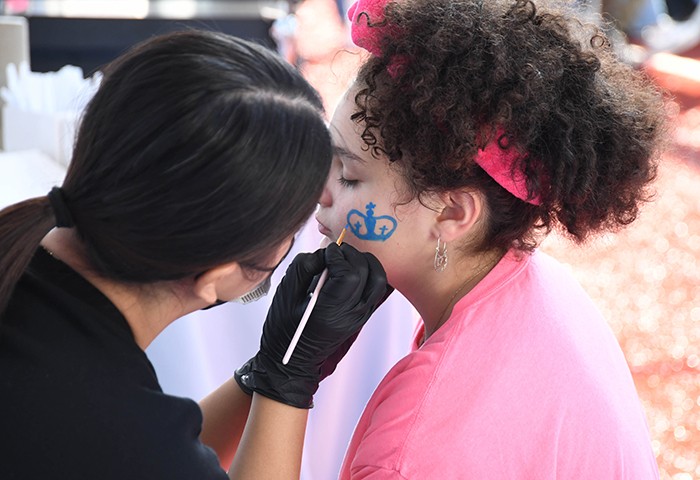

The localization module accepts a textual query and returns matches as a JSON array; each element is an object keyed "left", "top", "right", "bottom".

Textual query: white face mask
[
  {"left": 232, "top": 275, "right": 272, "bottom": 304},
  {"left": 201, "top": 275, "right": 272, "bottom": 310}
]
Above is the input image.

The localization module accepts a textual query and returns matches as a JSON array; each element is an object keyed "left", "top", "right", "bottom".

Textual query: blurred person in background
[{"left": 602, "top": 0, "right": 700, "bottom": 55}]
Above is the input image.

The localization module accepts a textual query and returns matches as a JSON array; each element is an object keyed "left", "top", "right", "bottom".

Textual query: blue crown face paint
[{"left": 347, "top": 202, "right": 397, "bottom": 241}]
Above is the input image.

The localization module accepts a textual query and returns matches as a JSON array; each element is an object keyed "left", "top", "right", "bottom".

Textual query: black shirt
[{"left": 0, "top": 248, "right": 228, "bottom": 480}]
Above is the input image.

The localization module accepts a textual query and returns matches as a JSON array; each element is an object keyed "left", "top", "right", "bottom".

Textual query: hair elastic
[{"left": 47, "top": 187, "right": 75, "bottom": 228}]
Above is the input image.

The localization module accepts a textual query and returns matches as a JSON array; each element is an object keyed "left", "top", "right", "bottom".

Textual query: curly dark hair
[{"left": 352, "top": 0, "right": 667, "bottom": 252}]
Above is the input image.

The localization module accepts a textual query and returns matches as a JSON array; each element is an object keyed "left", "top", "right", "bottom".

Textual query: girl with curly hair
[{"left": 315, "top": 0, "right": 666, "bottom": 477}]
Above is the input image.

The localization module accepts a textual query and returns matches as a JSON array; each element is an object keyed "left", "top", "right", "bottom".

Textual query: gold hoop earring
[{"left": 434, "top": 237, "right": 448, "bottom": 272}]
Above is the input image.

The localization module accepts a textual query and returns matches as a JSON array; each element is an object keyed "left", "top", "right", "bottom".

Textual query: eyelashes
[{"left": 338, "top": 176, "right": 358, "bottom": 188}]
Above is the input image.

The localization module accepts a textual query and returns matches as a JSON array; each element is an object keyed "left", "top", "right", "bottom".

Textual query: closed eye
[{"left": 338, "top": 176, "right": 358, "bottom": 188}]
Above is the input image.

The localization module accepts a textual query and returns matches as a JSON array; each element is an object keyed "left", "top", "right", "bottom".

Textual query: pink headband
[
  {"left": 347, "top": 0, "right": 541, "bottom": 205},
  {"left": 476, "top": 132, "right": 540, "bottom": 205}
]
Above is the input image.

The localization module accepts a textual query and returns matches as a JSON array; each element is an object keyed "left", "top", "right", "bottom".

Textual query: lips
[{"left": 316, "top": 217, "right": 333, "bottom": 237}]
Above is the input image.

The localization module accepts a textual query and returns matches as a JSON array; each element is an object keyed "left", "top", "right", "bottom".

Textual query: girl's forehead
[
  {"left": 330, "top": 89, "right": 364, "bottom": 133},
  {"left": 330, "top": 126, "right": 372, "bottom": 166},
  {"left": 332, "top": 143, "right": 366, "bottom": 163}
]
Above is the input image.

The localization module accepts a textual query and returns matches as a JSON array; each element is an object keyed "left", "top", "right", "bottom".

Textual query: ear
[
  {"left": 433, "top": 190, "right": 484, "bottom": 243},
  {"left": 192, "top": 262, "right": 242, "bottom": 305}
]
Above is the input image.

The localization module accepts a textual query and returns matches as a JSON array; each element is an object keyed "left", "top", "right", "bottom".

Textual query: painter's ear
[
  {"left": 192, "top": 262, "right": 241, "bottom": 305},
  {"left": 433, "top": 190, "right": 483, "bottom": 243}
]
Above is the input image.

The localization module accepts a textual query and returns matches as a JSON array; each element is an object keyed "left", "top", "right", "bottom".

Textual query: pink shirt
[{"left": 340, "top": 250, "right": 658, "bottom": 479}]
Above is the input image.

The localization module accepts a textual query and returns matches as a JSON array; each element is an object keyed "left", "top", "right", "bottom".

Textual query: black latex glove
[{"left": 234, "top": 242, "right": 391, "bottom": 408}]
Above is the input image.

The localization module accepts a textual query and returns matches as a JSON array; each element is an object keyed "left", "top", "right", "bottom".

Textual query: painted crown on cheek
[{"left": 347, "top": 202, "right": 397, "bottom": 241}]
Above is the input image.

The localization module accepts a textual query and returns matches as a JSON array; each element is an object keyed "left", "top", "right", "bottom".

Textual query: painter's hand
[{"left": 234, "top": 243, "right": 389, "bottom": 408}]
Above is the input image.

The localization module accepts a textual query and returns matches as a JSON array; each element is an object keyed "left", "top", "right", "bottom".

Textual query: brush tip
[{"left": 336, "top": 226, "right": 348, "bottom": 245}]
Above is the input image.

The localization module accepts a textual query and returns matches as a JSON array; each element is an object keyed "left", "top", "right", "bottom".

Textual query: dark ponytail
[{"left": 0, "top": 198, "right": 56, "bottom": 314}]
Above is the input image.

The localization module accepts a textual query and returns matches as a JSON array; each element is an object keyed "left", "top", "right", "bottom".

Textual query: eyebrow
[
  {"left": 247, "top": 237, "right": 296, "bottom": 273},
  {"left": 332, "top": 145, "right": 366, "bottom": 164}
]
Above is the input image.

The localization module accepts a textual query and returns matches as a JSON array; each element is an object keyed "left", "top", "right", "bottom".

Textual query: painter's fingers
[
  {"left": 359, "top": 249, "right": 391, "bottom": 309},
  {"left": 318, "top": 243, "right": 370, "bottom": 308},
  {"left": 278, "top": 249, "right": 326, "bottom": 307}
]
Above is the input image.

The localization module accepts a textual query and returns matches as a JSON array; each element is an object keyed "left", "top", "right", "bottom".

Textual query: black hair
[
  {"left": 0, "top": 30, "right": 332, "bottom": 317},
  {"left": 352, "top": 0, "right": 666, "bottom": 252}
]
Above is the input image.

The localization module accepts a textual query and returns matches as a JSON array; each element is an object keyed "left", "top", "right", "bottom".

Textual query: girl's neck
[{"left": 408, "top": 250, "right": 503, "bottom": 340}]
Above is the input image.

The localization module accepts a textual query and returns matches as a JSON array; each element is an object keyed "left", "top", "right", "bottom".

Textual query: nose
[{"left": 318, "top": 175, "right": 333, "bottom": 207}]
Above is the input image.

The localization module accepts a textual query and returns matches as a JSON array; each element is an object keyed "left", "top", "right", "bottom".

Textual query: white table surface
[{"left": 0, "top": 149, "right": 66, "bottom": 208}]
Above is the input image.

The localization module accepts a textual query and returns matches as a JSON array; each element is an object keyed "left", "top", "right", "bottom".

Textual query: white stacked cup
[{"left": 0, "top": 16, "right": 29, "bottom": 151}]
